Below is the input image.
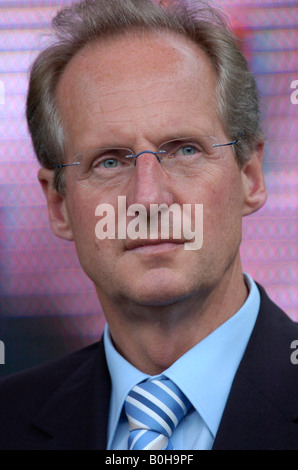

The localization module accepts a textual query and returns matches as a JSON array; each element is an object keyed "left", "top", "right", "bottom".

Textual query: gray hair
[{"left": 26, "top": 0, "right": 263, "bottom": 194}]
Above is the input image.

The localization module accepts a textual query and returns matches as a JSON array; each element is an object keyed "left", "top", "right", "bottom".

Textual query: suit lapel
[
  {"left": 213, "top": 285, "right": 298, "bottom": 449},
  {"left": 32, "top": 340, "right": 111, "bottom": 449},
  {"left": 212, "top": 368, "right": 298, "bottom": 450}
]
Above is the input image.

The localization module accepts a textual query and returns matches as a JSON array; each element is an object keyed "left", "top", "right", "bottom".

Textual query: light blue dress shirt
[{"left": 104, "top": 274, "right": 260, "bottom": 450}]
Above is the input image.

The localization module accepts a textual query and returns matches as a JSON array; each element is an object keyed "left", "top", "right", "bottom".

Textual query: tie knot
[{"left": 124, "top": 377, "right": 192, "bottom": 450}]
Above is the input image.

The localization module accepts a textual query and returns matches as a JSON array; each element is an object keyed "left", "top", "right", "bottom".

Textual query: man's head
[
  {"left": 27, "top": 0, "right": 266, "bottom": 319},
  {"left": 27, "top": 0, "right": 263, "bottom": 195}
]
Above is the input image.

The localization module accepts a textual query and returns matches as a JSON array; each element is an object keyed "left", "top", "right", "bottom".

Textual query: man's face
[{"left": 52, "top": 31, "right": 264, "bottom": 311}]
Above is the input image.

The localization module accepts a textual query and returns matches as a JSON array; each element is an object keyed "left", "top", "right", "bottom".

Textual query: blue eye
[
  {"left": 179, "top": 146, "right": 197, "bottom": 155},
  {"left": 102, "top": 159, "right": 119, "bottom": 168},
  {"left": 174, "top": 145, "right": 199, "bottom": 157}
]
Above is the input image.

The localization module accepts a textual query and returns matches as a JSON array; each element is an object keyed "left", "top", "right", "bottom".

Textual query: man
[{"left": 0, "top": 0, "right": 297, "bottom": 450}]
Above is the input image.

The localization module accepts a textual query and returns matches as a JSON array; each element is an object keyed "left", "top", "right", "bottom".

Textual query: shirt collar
[
  {"left": 104, "top": 327, "right": 149, "bottom": 448},
  {"left": 163, "top": 274, "right": 260, "bottom": 436},
  {"left": 104, "top": 273, "right": 260, "bottom": 446}
]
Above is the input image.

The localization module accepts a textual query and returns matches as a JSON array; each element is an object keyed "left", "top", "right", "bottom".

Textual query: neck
[{"left": 99, "top": 259, "right": 248, "bottom": 375}]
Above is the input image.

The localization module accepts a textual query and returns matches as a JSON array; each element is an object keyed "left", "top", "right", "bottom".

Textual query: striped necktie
[{"left": 124, "top": 377, "right": 192, "bottom": 450}]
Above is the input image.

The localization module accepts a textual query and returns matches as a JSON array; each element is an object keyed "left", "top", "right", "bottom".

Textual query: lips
[{"left": 125, "top": 238, "right": 185, "bottom": 251}]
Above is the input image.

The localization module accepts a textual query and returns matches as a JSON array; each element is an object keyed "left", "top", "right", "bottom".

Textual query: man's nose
[{"left": 125, "top": 151, "right": 175, "bottom": 209}]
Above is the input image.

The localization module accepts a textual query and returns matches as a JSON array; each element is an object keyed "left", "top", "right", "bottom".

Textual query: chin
[
  {"left": 133, "top": 294, "right": 185, "bottom": 308},
  {"left": 125, "top": 281, "right": 194, "bottom": 308}
]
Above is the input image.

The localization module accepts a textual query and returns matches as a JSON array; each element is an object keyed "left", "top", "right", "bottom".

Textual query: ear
[
  {"left": 38, "top": 168, "right": 74, "bottom": 241},
  {"left": 241, "top": 142, "right": 267, "bottom": 216}
]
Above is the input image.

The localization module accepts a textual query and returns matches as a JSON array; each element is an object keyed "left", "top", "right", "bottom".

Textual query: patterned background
[{"left": 0, "top": 0, "right": 297, "bottom": 376}]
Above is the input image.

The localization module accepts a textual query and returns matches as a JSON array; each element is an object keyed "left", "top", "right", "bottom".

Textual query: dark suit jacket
[{"left": 0, "top": 284, "right": 297, "bottom": 450}]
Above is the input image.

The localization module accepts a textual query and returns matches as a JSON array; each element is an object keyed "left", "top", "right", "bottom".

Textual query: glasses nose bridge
[
  {"left": 135, "top": 149, "right": 164, "bottom": 164},
  {"left": 126, "top": 148, "right": 165, "bottom": 166}
]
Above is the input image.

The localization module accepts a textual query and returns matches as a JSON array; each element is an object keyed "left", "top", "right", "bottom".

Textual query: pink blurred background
[{"left": 0, "top": 0, "right": 297, "bottom": 375}]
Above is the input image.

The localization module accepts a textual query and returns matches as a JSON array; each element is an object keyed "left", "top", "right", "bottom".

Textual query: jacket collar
[{"left": 213, "top": 284, "right": 298, "bottom": 449}]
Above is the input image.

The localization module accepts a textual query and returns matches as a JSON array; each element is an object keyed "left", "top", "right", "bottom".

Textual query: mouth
[{"left": 125, "top": 239, "right": 185, "bottom": 253}]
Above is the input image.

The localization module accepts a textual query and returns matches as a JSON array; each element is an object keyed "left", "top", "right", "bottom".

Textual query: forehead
[{"left": 56, "top": 30, "right": 219, "bottom": 151}]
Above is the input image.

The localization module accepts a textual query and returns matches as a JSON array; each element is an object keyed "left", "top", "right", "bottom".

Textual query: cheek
[
  {"left": 67, "top": 185, "right": 117, "bottom": 237},
  {"left": 66, "top": 192, "right": 99, "bottom": 254},
  {"left": 181, "top": 163, "right": 242, "bottom": 206},
  {"left": 66, "top": 189, "right": 123, "bottom": 267},
  {"left": 188, "top": 166, "right": 244, "bottom": 238}
]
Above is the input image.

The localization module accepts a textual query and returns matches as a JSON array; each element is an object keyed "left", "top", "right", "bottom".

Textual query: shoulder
[
  {"left": 0, "top": 339, "right": 111, "bottom": 449},
  {"left": 246, "top": 282, "right": 298, "bottom": 371},
  {"left": 213, "top": 284, "right": 298, "bottom": 449},
  {"left": 0, "top": 340, "right": 104, "bottom": 425},
  {"left": 240, "top": 283, "right": 298, "bottom": 415},
  {"left": 256, "top": 282, "right": 298, "bottom": 344},
  {"left": 0, "top": 340, "right": 103, "bottom": 392}
]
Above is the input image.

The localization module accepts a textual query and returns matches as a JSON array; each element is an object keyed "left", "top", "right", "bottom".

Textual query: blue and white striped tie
[{"left": 124, "top": 377, "right": 192, "bottom": 450}]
